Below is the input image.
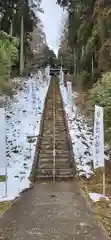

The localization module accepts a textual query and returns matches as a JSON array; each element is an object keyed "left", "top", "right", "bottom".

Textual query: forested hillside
[
  {"left": 0, "top": 1, "right": 40, "bottom": 70},
  {"left": 57, "top": 0, "right": 111, "bottom": 144},
  {"left": 0, "top": 0, "right": 55, "bottom": 93},
  {"left": 58, "top": 0, "right": 111, "bottom": 80}
]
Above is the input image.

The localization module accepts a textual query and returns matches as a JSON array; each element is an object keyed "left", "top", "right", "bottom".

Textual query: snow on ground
[
  {"left": 89, "top": 192, "right": 109, "bottom": 202},
  {"left": 0, "top": 72, "right": 50, "bottom": 202},
  {"left": 60, "top": 81, "right": 109, "bottom": 178},
  {"left": 60, "top": 81, "right": 94, "bottom": 178}
]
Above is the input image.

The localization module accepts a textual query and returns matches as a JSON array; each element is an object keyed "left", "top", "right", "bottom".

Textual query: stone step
[
  {"left": 43, "top": 121, "right": 64, "bottom": 124},
  {"left": 43, "top": 127, "right": 66, "bottom": 131},
  {"left": 44, "top": 113, "right": 64, "bottom": 116},
  {"left": 38, "top": 168, "right": 73, "bottom": 173},
  {"left": 36, "top": 172, "right": 74, "bottom": 180},
  {"left": 40, "top": 145, "right": 68, "bottom": 150},
  {"left": 35, "top": 175, "right": 74, "bottom": 180},
  {"left": 42, "top": 130, "right": 67, "bottom": 134},
  {"left": 39, "top": 149, "right": 69, "bottom": 154},
  {"left": 44, "top": 117, "right": 53, "bottom": 120},
  {"left": 44, "top": 110, "right": 52, "bottom": 112},
  {"left": 41, "top": 134, "right": 67, "bottom": 138},
  {"left": 39, "top": 163, "right": 71, "bottom": 169},
  {"left": 40, "top": 139, "right": 68, "bottom": 144},
  {"left": 39, "top": 158, "right": 70, "bottom": 163},
  {"left": 34, "top": 79, "right": 75, "bottom": 182},
  {"left": 36, "top": 168, "right": 73, "bottom": 176},
  {"left": 39, "top": 146, "right": 68, "bottom": 151},
  {"left": 41, "top": 133, "right": 67, "bottom": 138},
  {"left": 39, "top": 156, "right": 69, "bottom": 161},
  {"left": 39, "top": 163, "right": 70, "bottom": 168},
  {"left": 43, "top": 128, "right": 66, "bottom": 132},
  {"left": 42, "top": 135, "right": 67, "bottom": 140},
  {"left": 55, "top": 174, "right": 74, "bottom": 180},
  {"left": 44, "top": 119, "right": 64, "bottom": 121},
  {"left": 44, "top": 118, "right": 64, "bottom": 121},
  {"left": 44, "top": 111, "right": 53, "bottom": 114},
  {"left": 42, "top": 132, "right": 67, "bottom": 136},
  {"left": 55, "top": 118, "right": 64, "bottom": 121},
  {"left": 44, "top": 127, "right": 66, "bottom": 131},
  {"left": 40, "top": 145, "right": 69, "bottom": 150},
  {"left": 35, "top": 174, "right": 74, "bottom": 182},
  {"left": 43, "top": 128, "right": 65, "bottom": 132},
  {"left": 41, "top": 138, "right": 67, "bottom": 142},
  {"left": 43, "top": 125, "right": 64, "bottom": 129},
  {"left": 40, "top": 141, "right": 68, "bottom": 146},
  {"left": 39, "top": 153, "right": 69, "bottom": 158},
  {"left": 41, "top": 140, "right": 68, "bottom": 145}
]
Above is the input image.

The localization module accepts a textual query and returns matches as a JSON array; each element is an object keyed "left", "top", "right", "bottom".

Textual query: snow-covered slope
[
  {"left": 0, "top": 72, "right": 50, "bottom": 201},
  {"left": 60, "top": 82, "right": 94, "bottom": 178}
]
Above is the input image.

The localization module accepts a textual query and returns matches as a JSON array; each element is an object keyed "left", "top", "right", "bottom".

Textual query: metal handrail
[{"left": 53, "top": 79, "right": 56, "bottom": 181}]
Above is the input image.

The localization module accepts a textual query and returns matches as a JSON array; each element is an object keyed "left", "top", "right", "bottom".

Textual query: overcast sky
[{"left": 40, "top": 0, "right": 63, "bottom": 55}]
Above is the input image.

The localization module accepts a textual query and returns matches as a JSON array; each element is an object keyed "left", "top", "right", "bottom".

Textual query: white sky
[{"left": 39, "top": 0, "right": 63, "bottom": 55}]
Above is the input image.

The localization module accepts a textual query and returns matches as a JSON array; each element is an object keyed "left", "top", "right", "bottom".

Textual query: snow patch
[
  {"left": 60, "top": 82, "right": 108, "bottom": 178},
  {"left": 89, "top": 192, "right": 109, "bottom": 202},
  {"left": 0, "top": 72, "right": 49, "bottom": 201},
  {"left": 60, "top": 82, "right": 93, "bottom": 178}
]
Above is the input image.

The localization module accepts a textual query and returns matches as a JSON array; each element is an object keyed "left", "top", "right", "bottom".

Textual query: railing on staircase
[{"left": 53, "top": 79, "right": 56, "bottom": 181}]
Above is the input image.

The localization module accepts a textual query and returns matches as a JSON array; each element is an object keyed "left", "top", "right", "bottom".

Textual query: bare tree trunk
[
  {"left": 10, "top": 21, "right": 13, "bottom": 36},
  {"left": 20, "top": 15, "right": 24, "bottom": 75},
  {"left": 74, "top": 47, "right": 76, "bottom": 76},
  {"left": 82, "top": 45, "right": 85, "bottom": 57},
  {"left": 91, "top": 55, "right": 94, "bottom": 79}
]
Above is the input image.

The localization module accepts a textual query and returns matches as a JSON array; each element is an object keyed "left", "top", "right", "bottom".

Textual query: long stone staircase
[
  {"left": 36, "top": 77, "right": 74, "bottom": 180},
  {"left": 0, "top": 78, "right": 107, "bottom": 240}
]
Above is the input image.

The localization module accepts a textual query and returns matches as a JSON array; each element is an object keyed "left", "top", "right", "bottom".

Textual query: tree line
[
  {"left": 0, "top": 0, "right": 42, "bottom": 75},
  {"left": 57, "top": 0, "right": 111, "bottom": 145},
  {"left": 58, "top": 0, "right": 111, "bottom": 83}
]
